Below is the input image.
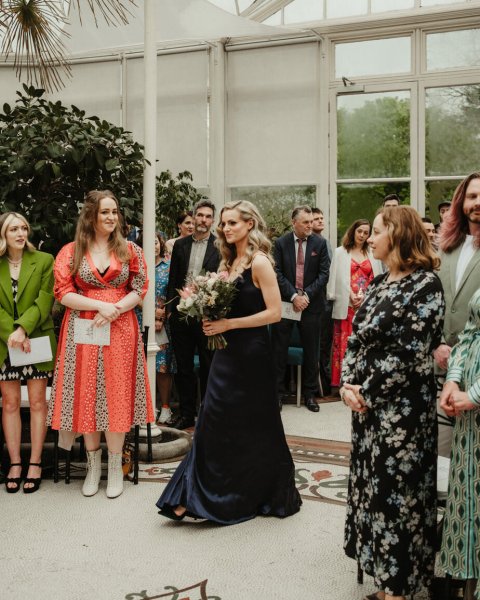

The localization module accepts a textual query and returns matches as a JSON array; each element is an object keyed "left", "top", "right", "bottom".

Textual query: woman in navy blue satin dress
[{"left": 156, "top": 200, "right": 301, "bottom": 525}]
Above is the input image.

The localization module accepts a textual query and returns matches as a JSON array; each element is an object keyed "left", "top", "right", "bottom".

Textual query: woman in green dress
[{"left": 440, "top": 287, "right": 480, "bottom": 600}]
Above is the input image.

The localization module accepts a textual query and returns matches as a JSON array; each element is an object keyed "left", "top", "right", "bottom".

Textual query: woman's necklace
[{"left": 7, "top": 256, "right": 22, "bottom": 272}]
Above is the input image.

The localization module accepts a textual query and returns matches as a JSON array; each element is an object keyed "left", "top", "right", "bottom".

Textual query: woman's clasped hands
[
  {"left": 340, "top": 382, "right": 368, "bottom": 413},
  {"left": 440, "top": 380, "right": 475, "bottom": 416},
  {"left": 92, "top": 301, "right": 121, "bottom": 327},
  {"left": 7, "top": 326, "right": 31, "bottom": 353}
]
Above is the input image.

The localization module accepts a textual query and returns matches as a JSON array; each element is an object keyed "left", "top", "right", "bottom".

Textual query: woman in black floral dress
[{"left": 340, "top": 206, "right": 445, "bottom": 600}]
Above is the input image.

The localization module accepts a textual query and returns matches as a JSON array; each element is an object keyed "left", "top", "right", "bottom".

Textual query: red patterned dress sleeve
[
  {"left": 54, "top": 243, "right": 77, "bottom": 301},
  {"left": 127, "top": 241, "right": 149, "bottom": 299}
]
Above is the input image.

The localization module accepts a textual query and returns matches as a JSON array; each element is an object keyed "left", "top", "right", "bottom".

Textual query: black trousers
[
  {"left": 169, "top": 314, "right": 213, "bottom": 420},
  {"left": 271, "top": 311, "right": 321, "bottom": 400}
]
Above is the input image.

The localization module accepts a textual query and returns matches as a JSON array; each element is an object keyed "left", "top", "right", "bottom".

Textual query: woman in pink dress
[
  {"left": 327, "top": 219, "right": 382, "bottom": 388},
  {"left": 47, "top": 190, "right": 154, "bottom": 499}
]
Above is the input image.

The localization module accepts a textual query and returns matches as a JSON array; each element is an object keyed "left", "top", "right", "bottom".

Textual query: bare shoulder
[
  {"left": 251, "top": 252, "right": 272, "bottom": 269},
  {"left": 251, "top": 252, "right": 275, "bottom": 281}
]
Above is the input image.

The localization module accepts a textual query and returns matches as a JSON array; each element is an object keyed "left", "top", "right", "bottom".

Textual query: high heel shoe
[
  {"left": 158, "top": 505, "right": 187, "bottom": 521},
  {"left": 158, "top": 506, "right": 201, "bottom": 521},
  {"left": 23, "top": 462, "right": 42, "bottom": 494},
  {"left": 5, "top": 463, "right": 23, "bottom": 494}
]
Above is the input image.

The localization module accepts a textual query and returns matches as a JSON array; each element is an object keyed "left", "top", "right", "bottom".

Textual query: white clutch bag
[{"left": 8, "top": 336, "right": 53, "bottom": 366}]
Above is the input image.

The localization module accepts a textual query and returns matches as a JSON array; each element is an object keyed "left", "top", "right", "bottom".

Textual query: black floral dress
[{"left": 342, "top": 269, "right": 445, "bottom": 597}]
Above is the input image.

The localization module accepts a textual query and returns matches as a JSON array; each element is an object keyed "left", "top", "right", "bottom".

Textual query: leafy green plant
[
  {"left": 0, "top": 85, "right": 146, "bottom": 254},
  {"left": 155, "top": 170, "right": 206, "bottom": 238}
]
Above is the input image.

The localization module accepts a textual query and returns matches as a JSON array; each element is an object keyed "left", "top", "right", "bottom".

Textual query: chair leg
[
  {"left": 296, "top": 365, "right": 302, "bottom": 407},
  {"left": 133, "top": 425, "right": 139, "bottom": 485},
  {"left": 445, "top": 573, "right": 452, "bottom": 600},
  {"left": 53, "top": 430, "right": 59, "bottom": 483},
  {"left": 65, "top": 450, "right": 71, "bottom": 484},
  {"left": 357, "top": 563, "right": 363, "bottom": 584},
  {"left": 146, "top": 423, "right": 153, "bottom": 463}
]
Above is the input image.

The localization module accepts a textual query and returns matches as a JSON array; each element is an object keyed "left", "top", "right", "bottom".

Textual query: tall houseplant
[{"left": 0, "top": 85, "right": 146, "bottom": 254}]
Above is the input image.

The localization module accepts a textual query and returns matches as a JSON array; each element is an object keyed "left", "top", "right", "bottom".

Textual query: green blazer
[
  {"left": 0, "top": 249, "right": 57, "bottom": 371},
  {"left": 438, "top": 245, "right": 480, "bottom": 347}
]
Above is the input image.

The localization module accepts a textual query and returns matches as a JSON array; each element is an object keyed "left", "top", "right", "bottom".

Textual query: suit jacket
[
  {"left": 166, "top": 233, "right": 221, "bottom": 312},
  {"left": 438, "top": 244, "right": 480, "bottom": 347},
  {"left": 0, "top": 249, "right": 57, "bottom": 370},
  {"left": 274, "top": 232, "right": 330, "bottom": 315}
]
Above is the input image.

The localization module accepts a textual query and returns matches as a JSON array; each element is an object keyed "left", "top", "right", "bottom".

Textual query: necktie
[{"left": 295, "top": 238, "right": 305, "bottom": 290}]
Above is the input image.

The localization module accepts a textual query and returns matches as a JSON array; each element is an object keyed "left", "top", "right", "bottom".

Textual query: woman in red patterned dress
[
  {"left": 47, "top": 190, "right": 154, "bottom": 498},
  {"left": 327, "top": 219, "right": 382, "bottom": 388}
]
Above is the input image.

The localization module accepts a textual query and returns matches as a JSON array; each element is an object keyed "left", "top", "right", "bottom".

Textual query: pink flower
[
  {"left": 217, "top": 271, "right": 229, "bottom": 281},
  {"left": 179, "top": 287, "right": 192, "bottom": 299}
]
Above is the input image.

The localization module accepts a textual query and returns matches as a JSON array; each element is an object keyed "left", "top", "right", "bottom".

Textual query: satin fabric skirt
[{"left": 156, "top": 326, "right": 301, "bottom": 525}]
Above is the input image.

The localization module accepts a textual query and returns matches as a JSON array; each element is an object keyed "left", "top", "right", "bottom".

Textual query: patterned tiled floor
[{"left": 131, "top": 435, "right": 351, "bottom": 507}]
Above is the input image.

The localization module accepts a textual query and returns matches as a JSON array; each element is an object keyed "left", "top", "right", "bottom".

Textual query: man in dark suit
[
  {"left": 272, "top": 205, "right": 330, "bottom": 412},
  {"left": 166, "top": 199, "right": 221, "bottom": 429},
  {"left": 312, "top": 207, "right": 333, "bottom": 396}
]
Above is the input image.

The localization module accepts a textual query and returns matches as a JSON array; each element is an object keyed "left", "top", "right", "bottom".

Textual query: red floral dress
[
  {"left": 330, "top": 257, "right": 374, "bottom": 387},
  {"left": 47, "top": 241, "right": 154, "bottom": 435}
]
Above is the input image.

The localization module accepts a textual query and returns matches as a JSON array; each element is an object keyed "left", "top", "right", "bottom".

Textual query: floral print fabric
[
  {"left": 342, "top": 269, "right": 445, "bottom": 597},
  {"left": 154, "top": 258, "right": 176, "bottom": 374},
  {"left": 47, "top": 241, "right": 154, "bottom": 433}
]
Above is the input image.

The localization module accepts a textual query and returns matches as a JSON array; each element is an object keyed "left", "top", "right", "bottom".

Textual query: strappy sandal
[
  {"left": 23, "top": 462, "right": 42, "bottom": 494},
  {"left": 5, "top": 462, "right": 23, "bottom": 494}
]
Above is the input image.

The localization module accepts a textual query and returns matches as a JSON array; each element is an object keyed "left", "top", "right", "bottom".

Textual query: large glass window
[
  {"left": 337, "top": 91, "right": 411, "bottom": 179},
  {"left": 421, "top": 0, "right": 466, "bottom": 6},
  {"left": 284, "top": 0, "right": 323, "bottom": 23},
  {"left": 425, "top": 180, "right": 461, "bottom": 225},
  {"left": 425, "top": 84, "right": 480, "bottom": 177},
  {"left": 335, "top": 38, "right": 411, "bottom": 79},
  {"left": 336, "top": 90, "right": 411, "bottom": 243},
  {"left": 337, "top": 183, "right": 410, "bottom": 242},
  {"left": 426, "top": 29, "right": 480, "bottom": 71},
  {"left": 230, "top": 185, "right": 315, "bottom": 238},
  {"left": 326, "top": 0, "right": 367, "bottom": 19},
  {"left": 371, "top": 0, "right": 413, "bottom": 11}
]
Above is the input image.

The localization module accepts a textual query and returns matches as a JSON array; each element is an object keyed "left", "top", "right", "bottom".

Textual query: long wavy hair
[
  {"left": 342, "top": 219, "right": 371, "bottom": 253},
  {"left": 378, "top": 206, "right": 440, "bottom": 272},
  {"left": 216, "top": 200, "right": 274, "bottom": 271},
  {"left": 72, "top": 190, "right": 129, "bottom": 275},
  {"left": 0, "top": 212, "right": 36, "bottom": 256},
  {"left": 439, "top": 172, "right": 480, "bottom": 252}
]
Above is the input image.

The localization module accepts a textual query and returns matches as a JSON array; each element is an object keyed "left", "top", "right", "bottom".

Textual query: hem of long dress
[
  {"left": 344, "top": 547, "right": 432, "bottom": 598},
  {"left": 157, "top": 499, "right": 301, "bottom": 526}
]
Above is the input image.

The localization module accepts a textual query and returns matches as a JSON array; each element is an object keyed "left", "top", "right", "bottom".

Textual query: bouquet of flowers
[{"left": 176, "top": 271, "right": 237, "bottom": 350}]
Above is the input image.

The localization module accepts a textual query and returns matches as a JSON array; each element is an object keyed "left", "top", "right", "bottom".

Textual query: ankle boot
[
  {"left": 106, "top": 451, "right": 124, "bottom": 499},
  {"left": 82, "top": 449, "right": 102, "bottom": 497}
]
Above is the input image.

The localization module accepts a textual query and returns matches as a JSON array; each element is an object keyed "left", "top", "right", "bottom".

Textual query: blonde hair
[
  {"left": 72, "top": 190, "right": 129, "bottom": 275},
  {"left": 378, "top": 206, "right": 440, "bottom": 272},
  {"left": 0, "top": 212, "right": 36, "bottom": 256},
  {"left": 216, "top": 200, "right": 274, "bottom": 271}
]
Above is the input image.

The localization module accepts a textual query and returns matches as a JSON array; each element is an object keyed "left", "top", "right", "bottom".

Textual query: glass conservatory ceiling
[
  {"left": 206, "top": 0, "right": 480, "bottom": 24},
  {"left": 60, "top": 0, "right": 296, "bottom": 57}
]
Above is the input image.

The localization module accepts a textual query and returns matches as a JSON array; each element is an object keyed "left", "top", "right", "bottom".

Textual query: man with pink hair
[{"left": 434, "top": 171, "right": 480, "bottom": 455}]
